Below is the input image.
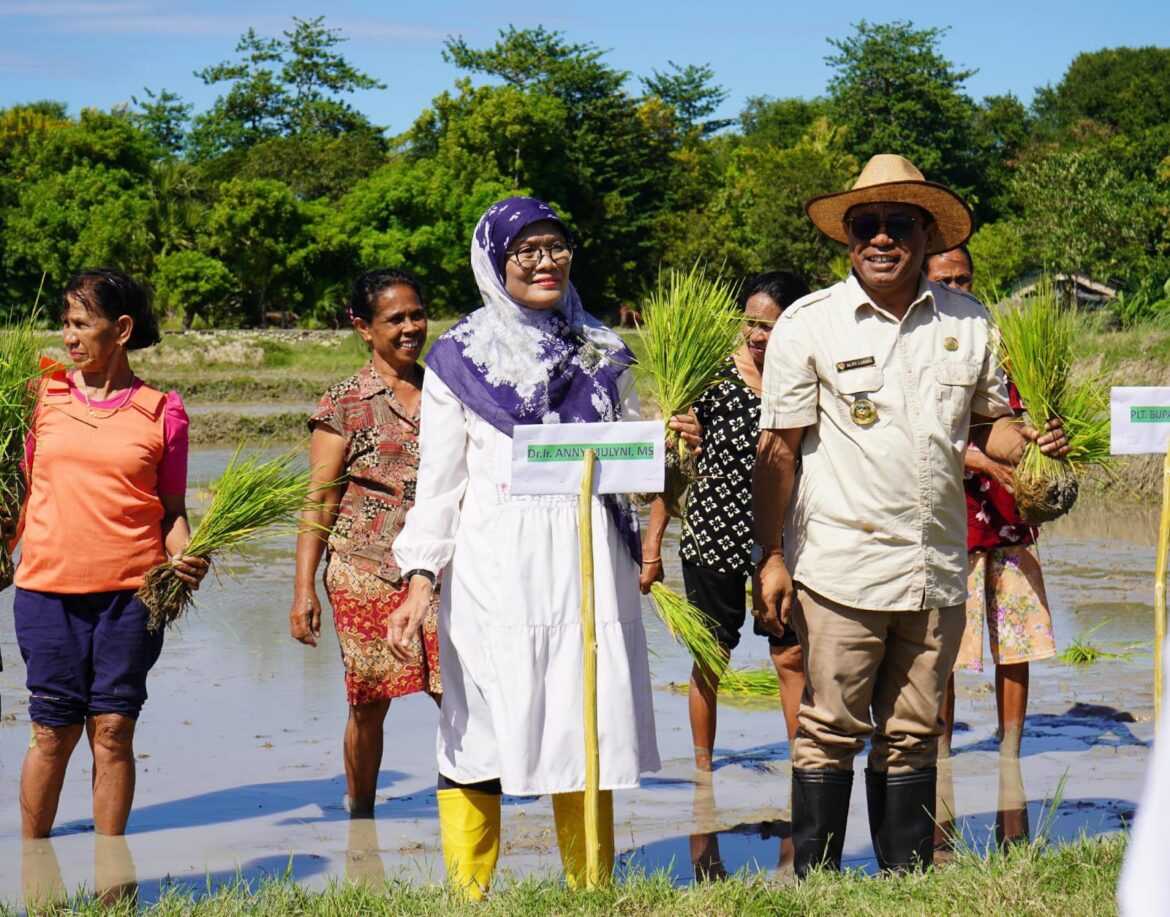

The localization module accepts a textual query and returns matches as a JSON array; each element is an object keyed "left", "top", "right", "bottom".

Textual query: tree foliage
[
  {"left": 155, "top": 250, "right": 238, "bottom": 328},
  {"left": 439, "top": 26, "right": 677, "bottom": 313},
  {"left": 201, "top": 179, "right": 313, "bottom": 326},
  {"left": 189, "top": 16, "right": 384, "bottom": 160},
  {"left": 826, "top": 20, "right": 977, "bottom": 199},
  {"left": 1011, "top": 149, "right": 1156, "bottom": 280},
  {"left": 642, "top": 61, "right": 731, "bottom": 136},
  {"left": 0, "top": 18, "right": 1166, "bottom": 326},
  {"left": 1034, "top": 46, "right": 1170, "bottom": 137}
]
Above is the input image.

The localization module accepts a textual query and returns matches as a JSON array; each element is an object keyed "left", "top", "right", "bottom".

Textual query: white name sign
[
  {"left": 1111, "top": 387, "right": 1170, "bottom": 455},
  {"left": 510, "top": 421, "right": 665, "bottom": 495}
]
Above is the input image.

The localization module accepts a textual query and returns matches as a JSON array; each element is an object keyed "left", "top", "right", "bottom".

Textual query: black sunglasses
[{"left": 846, "top": 212, "right": 919, "bottom": 243}]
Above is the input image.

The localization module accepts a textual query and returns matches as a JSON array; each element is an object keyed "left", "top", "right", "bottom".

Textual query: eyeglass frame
[{"left": 506, "top": 242, "right": 574, "bottom": 271}]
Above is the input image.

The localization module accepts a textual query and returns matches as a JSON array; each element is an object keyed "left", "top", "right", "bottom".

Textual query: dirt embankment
[{"left": 187, "top": 412, "right": 308, "bottom": 446}]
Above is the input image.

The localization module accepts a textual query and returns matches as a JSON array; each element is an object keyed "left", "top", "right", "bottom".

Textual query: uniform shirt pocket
[
  {"left": 933, "top": 361, "right": 980, "bottom": 429},
  {"left": 833, "top": 367, "right": 890, "bottom": 430}
]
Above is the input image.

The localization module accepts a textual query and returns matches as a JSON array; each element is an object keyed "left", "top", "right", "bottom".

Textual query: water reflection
[
  {"left": 20, "top": 834, "right": 138, "bottom": 909},
  {"left": 996, "top": 754, "right": 1029, "bottom": 847},
  {"left": 21, "top": 838, "right": 65, "bottom": 911},
  {"left": 0, "top": 454, "right": 1155, "bottom": 903},
  {"left": 1045, "top": 498, "right": 1161, "bottom": 547},
  {"left": 94, "top": 834, "right": 138, "bottom": 906},
  {"left": 345, "top": 816, "right": 385, "bottom": 888},
  {"left": 681, "top": 777, "right": 793, "bottom": 885},
  {"left": 689, "top": 780, "right": 726, "bottom": 882}
]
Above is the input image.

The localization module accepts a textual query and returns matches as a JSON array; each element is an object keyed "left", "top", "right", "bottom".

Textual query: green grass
[{"left": 9, "top": 834, "right": 1126, "bottom": 915}]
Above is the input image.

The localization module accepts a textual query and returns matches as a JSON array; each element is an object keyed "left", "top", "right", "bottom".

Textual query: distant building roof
[{"left": 1007, "top": 273, "right": 1120, "bottom": 308}]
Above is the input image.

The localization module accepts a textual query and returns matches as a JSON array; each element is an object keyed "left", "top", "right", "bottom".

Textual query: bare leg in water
[
  {"left": 771, "top": 642, "right": 804, "bottom": 873},
  {"left": 344, "top": 693, "right": 441, "bottom": 816},
  {"left": 995, "top": 663, "right": 1029, "bottom": 844}
]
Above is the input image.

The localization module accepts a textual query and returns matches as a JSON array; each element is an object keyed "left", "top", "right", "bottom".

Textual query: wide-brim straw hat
[{"left": 805, "top": 154, "right": 973, "bottom": 255}]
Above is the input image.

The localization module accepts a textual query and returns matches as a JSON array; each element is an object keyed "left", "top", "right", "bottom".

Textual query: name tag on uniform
[{"left": 836, "top": 356, "right": 876, "bottom": 372}]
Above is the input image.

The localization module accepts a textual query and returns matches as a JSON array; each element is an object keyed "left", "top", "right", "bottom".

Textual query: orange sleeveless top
[{"left": 16, "top": 375, "right": 169, "bottom": 593}]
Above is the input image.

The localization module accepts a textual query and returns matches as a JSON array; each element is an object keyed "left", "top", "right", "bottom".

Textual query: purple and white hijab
[{"left": 425, "top": 196, "right": 642, "bottom": 564}]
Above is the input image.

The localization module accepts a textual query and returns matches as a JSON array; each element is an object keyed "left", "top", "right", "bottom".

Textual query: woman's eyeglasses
[
  {"left": 508, "top": 243, "right": 574, "bottom": 270},
  {"left": 846, "top": 213, "right": 919, "bottom": 243}
]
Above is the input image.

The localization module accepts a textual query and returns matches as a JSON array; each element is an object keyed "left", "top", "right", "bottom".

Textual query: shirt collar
[
  {"left": 355, "top": 362, "right": 424, "bottom": 421},
  {"left": 847, "top": 271, "right": 938, "bottom": 321},
  {"left": 356, "top": 362, "right": 388, "bottom": 399}
]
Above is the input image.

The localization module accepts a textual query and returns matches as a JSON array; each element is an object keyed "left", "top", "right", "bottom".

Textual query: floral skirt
[
  {"left": 325, "top": 554, "right": 441, "bottom": 706},
  {"left": 956, "top": 544, "right": 1056, "bottom": 672}
]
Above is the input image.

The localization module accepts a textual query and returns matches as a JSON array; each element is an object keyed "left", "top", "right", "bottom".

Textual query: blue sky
[{"left": 2, "top": 1, "right": 1168, "bottom": 133}]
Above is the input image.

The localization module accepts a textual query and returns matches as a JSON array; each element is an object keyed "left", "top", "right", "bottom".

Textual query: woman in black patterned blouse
[{"left": 641, "top": 271, "right": 810, "bottom": 772}]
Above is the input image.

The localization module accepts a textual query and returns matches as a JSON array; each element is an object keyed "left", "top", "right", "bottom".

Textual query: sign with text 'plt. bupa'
[
  {"left": 1111, "top": 387, "right": 1170, "bottom": 455},
  {"left": 510, "top": 421, "right": 665, "bottom": 495}
]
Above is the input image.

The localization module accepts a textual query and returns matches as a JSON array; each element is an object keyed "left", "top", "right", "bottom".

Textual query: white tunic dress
[{"left": 393, "top": 369, "right": 661, "bottom": 795}]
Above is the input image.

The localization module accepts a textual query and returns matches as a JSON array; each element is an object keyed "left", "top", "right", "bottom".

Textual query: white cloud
[
  {"left": 0, "top": 49, "right": 86, "bottom": 77},
  {"left": 3, "top": 1, "right": 154, "bottom": 16}
]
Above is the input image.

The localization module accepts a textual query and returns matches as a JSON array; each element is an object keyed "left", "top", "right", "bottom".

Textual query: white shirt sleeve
[
  {"left": 759, "top": 310, "right": 818, "bottom": 430},
  {"left": 393, "top": 370, "right": 470, "bottom": 576},
  {"left": 971, "top": 337, "right": 1012, "bottom": 419},
  {"left": 618, "top": 369, "right": 641, "bottom": 421}
]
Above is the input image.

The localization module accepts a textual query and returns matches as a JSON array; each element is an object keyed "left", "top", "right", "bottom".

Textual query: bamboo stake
[
  {"left": 577, "top": 448, "right": 602, "bottom": 888},
  {"left": 1155, "top": 437, "right": 1170, "bottom": 727}
]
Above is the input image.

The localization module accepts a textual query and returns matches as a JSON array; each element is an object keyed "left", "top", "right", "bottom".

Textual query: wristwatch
[
  {"left": 403, "top": 568, "right": 436, "bottom": 589},
  {"left": 750, "top": 544, "right": 783, "bottom": 567}
]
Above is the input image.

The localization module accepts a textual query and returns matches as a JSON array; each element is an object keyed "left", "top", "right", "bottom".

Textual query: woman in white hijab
[{"left": 391, "top": 197, "right": 696, "bottom": 898}]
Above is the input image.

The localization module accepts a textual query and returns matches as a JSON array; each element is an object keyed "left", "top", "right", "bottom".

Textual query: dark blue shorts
[{"left": 13, "top": 587, "right": 165, "bottom": 727}]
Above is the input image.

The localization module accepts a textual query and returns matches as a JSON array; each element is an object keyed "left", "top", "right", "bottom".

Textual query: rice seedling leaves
[
  {"left": 138, "top": 443, "right": 317, "bottom": 631},
  {"left": 648, "top": 583, "right": 727, "bottom": 677},
  {"left": 992, "top": 277, "right": 1115, "bottom": 524},
  {"left": 636, "top": 264, "right": 743, "bottom": 515}
]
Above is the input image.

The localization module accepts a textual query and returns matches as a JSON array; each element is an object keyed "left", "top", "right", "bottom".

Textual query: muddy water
[{"left": 0, "top": 453, "right": 1156, "bottom": 905}]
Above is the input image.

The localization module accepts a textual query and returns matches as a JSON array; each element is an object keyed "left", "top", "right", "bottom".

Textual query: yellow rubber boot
[
  {"left": 437, "top": 788, "right": 501, "bottom": 901},
  {"left": 552, "top": 790, "right": 614, "bottom": 889}
]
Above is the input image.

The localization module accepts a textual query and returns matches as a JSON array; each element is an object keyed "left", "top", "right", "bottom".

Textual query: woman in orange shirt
[{"left": 13, "top": 269, "right": 208, "bottom": 838}]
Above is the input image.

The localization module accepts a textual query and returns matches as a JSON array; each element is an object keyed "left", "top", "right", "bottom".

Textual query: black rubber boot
[
  {"left": 792, "top": 768, "right": 854, "bottom": 878},
  {"left": 865, "top": 767, "right": 888, "bottom": 867},
  {"left": 867, "top": 766, "right": 937, "bottom": 873}
]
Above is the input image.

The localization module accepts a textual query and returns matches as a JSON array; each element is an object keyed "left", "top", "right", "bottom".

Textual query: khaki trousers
[{"left": 789, "top": 583, "right": 965, "bottom": 773}]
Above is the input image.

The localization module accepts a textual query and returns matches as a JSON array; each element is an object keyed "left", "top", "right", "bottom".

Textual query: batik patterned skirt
[
  {"left": 956, "top": 544, "right": 1056, "bottom": 672},
  {"left": 325, "top": 553, "right": 441, "bottom": 705}
]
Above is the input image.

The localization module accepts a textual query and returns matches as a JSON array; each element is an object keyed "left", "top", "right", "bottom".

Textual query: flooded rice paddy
[{"left": 0, "top": 448, "right": 1157, "bottom": 905}]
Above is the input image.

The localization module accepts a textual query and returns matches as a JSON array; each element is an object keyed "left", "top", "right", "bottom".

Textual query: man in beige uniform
[{"left": 751, "top": 155, "right": 1068, "bottom": 875}]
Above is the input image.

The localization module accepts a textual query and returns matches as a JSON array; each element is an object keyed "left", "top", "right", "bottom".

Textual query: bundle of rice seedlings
[
  {"left": 648, "top": 583, "right": 727, "bottom": 678},
  {"left": 138, "top": 445, "right": 313, "bottom": 631},
  {"left": 992, "top": 277, "right": 1113, "bottom": 524},
  {"left": 719, "top": 666, "right": 781, "bottom": 698},
  {"left": 0, "top": 313, "right": 50, "bottom": 590},
  {"left": 637, "top": 264, "right": 742, "bottom": 515},
  {"left": 1057, "top": 620, "right": 1131, "bottom": 666}
]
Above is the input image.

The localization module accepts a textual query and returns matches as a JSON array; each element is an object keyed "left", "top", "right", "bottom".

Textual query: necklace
[{"left": 76, "top": 373, "right": 136, "bottom": 420}]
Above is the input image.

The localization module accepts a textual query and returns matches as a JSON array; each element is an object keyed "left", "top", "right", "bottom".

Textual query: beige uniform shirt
[{"left": 760, "top": 273, "right": 1011, "bottom": 611}]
